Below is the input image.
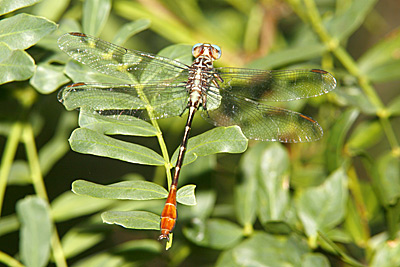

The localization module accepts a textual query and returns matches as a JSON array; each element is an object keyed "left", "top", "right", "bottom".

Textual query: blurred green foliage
[{"left": 0, "top": 0, "right": 399, "bottom": 266}]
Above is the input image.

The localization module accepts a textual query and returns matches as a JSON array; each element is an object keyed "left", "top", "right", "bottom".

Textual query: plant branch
[
  {"left": 22, "top": 124, "right": 67, "bottom": 267},
  {"left": 0, "top": 122, "right": 23, "bottom": 216},
  {"left": 287, "top": 0, "right": 399, "bottom": 150}
]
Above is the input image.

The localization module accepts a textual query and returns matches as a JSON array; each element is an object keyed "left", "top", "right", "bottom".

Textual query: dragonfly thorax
[{"left": 186, "top": 54, "right": 217, "bottom": 109}]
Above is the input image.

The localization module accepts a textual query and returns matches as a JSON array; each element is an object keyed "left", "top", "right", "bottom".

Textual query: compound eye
[
  {"left": 192, "top": 43, "right": 203, "bottom": 57},
  {"left": 211, "top": 44, "right": 221, "bottom": 59}
]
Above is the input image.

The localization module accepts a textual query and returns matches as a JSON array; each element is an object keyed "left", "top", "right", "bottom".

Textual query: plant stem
[
  {"left": 0, "top": 122, "right": 23, "bottom": 216},
  {"left": 134, "top": 85, "right": 173, "bottom": 189},
  {"left": 0, "top": 250, "right": 24, "bottom": 267},
  {"left": 291, "top": 0, "right": 399, "bottom": 151},
  {"left": 22, "top": 124, "right": 67, "bottom": 267}
]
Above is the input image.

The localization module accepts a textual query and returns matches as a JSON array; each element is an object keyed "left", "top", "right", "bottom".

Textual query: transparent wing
[
  {"left": 214, "top": 68, "right": 336, "bottom": 102},
  {"left": 58, "top": 32, "right": 190, "bottom": 84},
  {"left": 202, "top": 86, "right": 323, "bottom": 142},
  {"left": 58, "top": 82, "right": 188, "bottom": 121}
]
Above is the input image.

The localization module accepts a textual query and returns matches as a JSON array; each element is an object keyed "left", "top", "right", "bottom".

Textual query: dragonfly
[{"left": 57, "top": 32, "right": 336, "bottom": 241}]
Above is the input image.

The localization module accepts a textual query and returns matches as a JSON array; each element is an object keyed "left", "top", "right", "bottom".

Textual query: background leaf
[
  {"left": 0, "top": 13, "right": 57, "bottom": 49},
  {"left": 0, "top": 43, "right": 35, "bottom": 84},
  {"left": 82, "top": 0, "right": 111, "bottom": 36},
  {"left": 72, "top": 180, "right": 168, "bottom": 200},
  {"left": 102, "top": 211, "right": 160, "bottom": 230},
  {"left": 69, "top": 128, "right": 165, "bottom": 166},
  {"left": 171, "top": 126, "right": 248, "bottom": 166},
  {"left": 16, "top": 196, "right": 52, "bottom": 267},
  {"left": 0, "top": 0, "right": 41, "bottom": 16},
  {"left": 295, "top": 168, "right": 348, "bottom": 239}
]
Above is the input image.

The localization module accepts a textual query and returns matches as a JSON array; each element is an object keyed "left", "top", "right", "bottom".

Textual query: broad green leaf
[
  {"left": 73, "top": 240, "right": 161, "bottom": 267},
  {"left": 343, "top": 197, "right": 368, "bottom": 246},
  {"left": 16, "top": 196, "right": 52, "bottom": 267},
  {"left": 69, "top": 128, "right": 165, "bottom": 166},
  {"left": 82, "top": 0, "right": 111, "bottom": 36},
  {"left": 72, "top": 179, "right": 168, "bottom": 200},
  {"left": 189, "top": 190, "right": 216, "bottom": 220},
  {"left": 32, "top": 0, "right": 70, "bottom": 21},
  {"left": 334, "top": 86, "right": 377, "bottom": 115},
  {"left": 234, "top": 143, "right": 259, "bottom": 227},
  {"left": 301, "top": 253, "right": 330, "bottom": 267},
  {"left": 346, "top": 120, "right": 383, "bottom": 154},
  {"left": 112, "top": 19, "right": 151, "bottom": 46},
  {"left": 326, "top": 0, "right": 377, "bottom": 41},
  {"left": 112, "top": 239, "right": 162, "bottom": 255},
  {"left": 325, "top": 108, "right": 359, "bottom": 172},
  {"left": 248, "top": 43, "right": 327, "bottom": 70},
  {"left": 388, "top": 95, "right": 400, "bottom": 116},
  {"left": 0, "top": 13, "right": 57, "bottom": 49},
  {"left": 61, "top": 228, "right": 104, "bottom": 259},
  {"left": 370, "top": 234, "right": 400, "bottom": 267},
  {"left": 295, "top": 168, "right": 348, "bottom": 239},
  {"left": 184, "top": 219, "right": 243, "bottom": 249},
  {"left": 216, "top": 233, "right": 309, "bottom": 267},
  {"left": 171, "top": 126, "right": 248, "bottom": 166},
  {"left": 262, "top": 221, "right": 293, "bottom": 235},
  {"left": 178, "top": 153, "right": 217, "bottom": 185},
  {"left": 102, "top": 211, "right": 160, "bottom": 230},
  {"left": 176, "top": 184, "right": 196, "bottom": 205},
  {"left": 372, "top": 152, "right": 400, "bottom": 206},
  {"left": 0, "top": 43, "right": 35, "bottom": 84},
  {"left": 78, "top": 110, "right": 157, "bottom": 137},
  {"left": 0, "top": 0, "right": 41, "bottom": 15},
  {"left": 73, "top": 253, "right": 124, "bottom": 267},
  {"left": 358, "top": 29, "right": 400, "bottom": 82},
  {"left": 51, "top": 191, "right": 114, "bottom": 222},
  {"left": 30, "top": 63, "right": 70, "bottom": 94},
  {"left": 256, "top": 143, "right": 290, "bottom": 223}
]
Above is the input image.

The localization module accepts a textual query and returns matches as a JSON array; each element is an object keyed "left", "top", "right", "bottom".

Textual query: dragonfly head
[{"left": 192, "top": 43, "right": 221, "bottom": 60}]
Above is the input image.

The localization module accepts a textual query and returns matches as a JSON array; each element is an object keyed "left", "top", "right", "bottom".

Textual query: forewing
[
  {"left": 215, "top": 68, "right": 336, "bottom": 102},
  {"left": 58, "top": 32, "right": 189, "bottom": 84},
  {"left": 202, "top": 89, "right": 323, "bottom": 142},
  {"left": 58, "top": 82, "right": 188, "bottom": 121}
]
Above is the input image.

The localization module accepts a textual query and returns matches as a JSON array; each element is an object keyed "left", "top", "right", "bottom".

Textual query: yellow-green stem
[
  {"left": 291, "top": 0, "right": 399, "bottom": 150},
  {"left": 0, "top": 250, "right": 24, "bottom": 267},
  {"left": 22, "top": 124, "right": 67, "bottom": 267},
  {"left": 0, "top": 122, "right": 23, "bottom": 216}
]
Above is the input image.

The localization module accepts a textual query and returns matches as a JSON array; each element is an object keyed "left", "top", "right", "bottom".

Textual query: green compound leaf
[
  {"left": 0, "top": 0, "right": 41, "bottom": 15},
  {"left": 78, "top": 110, "right": 157, "bottom": 137},
  {"left": 69, "top": 128, "right": 165, "bottom": 166},
  {"left": 102, "top": 211, "right": 160, "bottom": 230},
  {"left": 72, "top": 180, "right": 168, "bottom": 200},
  {"left": 0, "top": 43, "right": 35, "bottom": 84},
  {"left": 0, "top": 13, "right": 57, "bottom": 49},
  {"left": 16, "top": 196, "right": 52, "bottom": 267},
  {"left": 177, "top": 184, "right": 196, "bottom": 205},
  {"left": 171, "top": 126, "right": 248, "bottom": 167}
]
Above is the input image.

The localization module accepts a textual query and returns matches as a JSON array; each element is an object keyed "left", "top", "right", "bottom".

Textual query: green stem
[
  {"left": 0, "top": 250, "right": 24, "bottom": 267},
  {"left": 134, "top": 85, "right": 173, "bottom": 189},
  {"left": 293, "top": 0, "right": 399, "bottom": 150},
  {"left": 0, "top": 122, "right": 23, "bottom": 216},
  {"left": 22, "top": 124, "right": 67, "bottom": 267}
]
